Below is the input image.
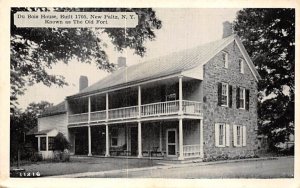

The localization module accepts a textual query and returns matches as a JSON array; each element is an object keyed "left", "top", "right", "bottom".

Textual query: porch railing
[
  {"left": 68, "top": 113, "right": 88, "bottom": 124},
  {"left": 182, "top": 100, "right": 202, "bottom": 115},
  {"left": 183, "top": 144, "right": 201, "bottom": 158},
  {"left": 141, "top": 100, "right": 179, "bottom": 117},
  {"left": 68, "top": 100, "right": 203, "bottom": 124},
  {"left": 108, "top": 106, "right": 138, "bottom": 120},
  {"left": 90, "top": 110, "right": 106, "bottom": 122}
]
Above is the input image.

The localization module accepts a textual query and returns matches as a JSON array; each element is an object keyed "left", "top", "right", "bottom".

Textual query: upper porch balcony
[{"left": 67, "top": 76, "right": 203, "bottom": 126}]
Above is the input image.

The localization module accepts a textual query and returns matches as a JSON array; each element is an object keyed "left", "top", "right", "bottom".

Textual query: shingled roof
[
  {"left": 39, "top": 101, "right": 66, "bottom": 117},
  {"left": 68, "top": 34, "right": 260, "bottom": 99}
]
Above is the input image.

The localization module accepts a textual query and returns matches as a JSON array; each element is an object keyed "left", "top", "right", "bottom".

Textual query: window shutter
[
  {"left": 246, "top": 89, "right": 250, "bottom": 110},
  {"left": 242, "top": 126, "right": 247, "bottom": 146},
  {"left": 233, "top": 125, "right": 237, "bottom": 146},
  {"left": 229, "top": 85, "right": 232, "bottom": 108},
  {"left": 218, "top": 83, "right": 222, "bottom": 106},
  {"left": 215, "top": 124, "right": 219, "bottom": 147},
  {"left": 236, "top": 87, "right": 240, "bottom": 109},
  {"left": 225, "top": 124, "right": 230, "bottom": 146}
]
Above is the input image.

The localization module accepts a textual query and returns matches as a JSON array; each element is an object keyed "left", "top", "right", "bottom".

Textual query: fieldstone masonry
[{"left": 202, "top": 41, "right": 258, "bottom": 158}]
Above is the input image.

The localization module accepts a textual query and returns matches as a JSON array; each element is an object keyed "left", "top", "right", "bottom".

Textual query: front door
[
  {"left": 130, "top": 127, "right": 138, "bottom": 156},
  {"left": 166, "top": 129, "right": 177, "bottom": 157}
]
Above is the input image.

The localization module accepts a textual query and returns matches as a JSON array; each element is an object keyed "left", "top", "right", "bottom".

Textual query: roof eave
[{"left": 67, "top": 71, "right": 182, "bottom": 99}]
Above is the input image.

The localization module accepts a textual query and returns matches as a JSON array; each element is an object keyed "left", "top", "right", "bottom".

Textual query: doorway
[
  {"left": 166, "top": 128, "right": 177, "bottom": 157},
  {"left": 130, "top": 127, "right": 138, "bottom": 156}
]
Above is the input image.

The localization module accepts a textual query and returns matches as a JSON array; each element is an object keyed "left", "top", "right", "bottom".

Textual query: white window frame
[
  {"left": 222, "top": 51, "right": 228, "bottom": 68},
  {"left": 239, "top": 58, "right": 244, "bottom": 74},
  {"left": 239, "top": 87, "right": 246, "bottom": 109},
  {"left": 215, "top": 123, "right": 230, "bottom": 147},
  {"left": 233, "top": 125, "right": 246, "bottom": 147},
  {"left": 221, "top": 82, "right": 229, "bottom": 107}
]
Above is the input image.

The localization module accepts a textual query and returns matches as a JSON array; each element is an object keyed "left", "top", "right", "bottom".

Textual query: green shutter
[
  {"left": 218, "top": 83, "right": 222, "bottom": 106},
  {"left": 236, "top": 87, "right": 240, "bottom": 109},
  {"left": 246, "top": 89, "right": 250, "bottom": 110},
  {"left": 229, "top": 85, "right": 232, "bottom": 108}
]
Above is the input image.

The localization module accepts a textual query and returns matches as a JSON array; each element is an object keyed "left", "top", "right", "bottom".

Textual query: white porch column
[
  {"left": 105, "top": 124, "right": 110, "bottom": 157},
  {"left": 137, "top": 121, "right": 142, "bottom": 158},
  {"left": 200, "top": 119, "right": 204, "bottom": 158},
  {"left": 106, "top": 93, "right": 109, "bottom": 121},
  {"left": 178, "top": 76, "right": 183, "bottom": 115},
  {"left": 138, "top": 85, "right": 141, "bottom": 118},
  {"left": 88, "top": 96, "right": 91, "bottom": 122},
  {"left": 178, "top": 118, "right": 184, "bottom": 160},
  {"left": 88, "top": 126, "right": 92, "bottom": 156},
  {"left": 46, "top": 136, "right": 49, "bottom": 151},
  {"left": 37, "top": 137, "right": 40, "bottom": 152}
]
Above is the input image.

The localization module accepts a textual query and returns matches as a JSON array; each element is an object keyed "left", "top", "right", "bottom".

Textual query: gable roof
[
  {"left": 69, "top": 34, "right": 261, "bottom": 99},
  {"left": 39, "top": 101, "right": 66, "bottom": 117}
]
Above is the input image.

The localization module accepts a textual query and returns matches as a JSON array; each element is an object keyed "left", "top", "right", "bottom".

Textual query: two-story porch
[{"left": 67, "top": 75, "right": 204, "bottom": 160}]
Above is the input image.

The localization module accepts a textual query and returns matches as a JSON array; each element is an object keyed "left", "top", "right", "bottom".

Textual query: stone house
[{"left": 35, "top": 24, "right": 261, "bottom": 160}]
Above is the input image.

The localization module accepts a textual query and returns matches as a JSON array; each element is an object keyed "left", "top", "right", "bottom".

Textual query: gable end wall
[
  {"left": 38, "top": 114, "right": 69, "bottom": 139},
  {"left": 202, "top": 41, "right": 258, "bottom": 158}
]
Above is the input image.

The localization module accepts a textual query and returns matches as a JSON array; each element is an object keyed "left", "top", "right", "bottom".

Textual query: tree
[
  {"left": 10, "top": 8, "right": 162, "bottom": 112},
  {"left": 10, "top": 101, "right": 53, "bottom": 162},
  {"left": 233, "top": 9, "right": 295, "bottom": 151}
]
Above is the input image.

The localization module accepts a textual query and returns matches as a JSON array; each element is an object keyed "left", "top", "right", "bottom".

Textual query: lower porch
[{"left": 68, "top": 119, "right": 204, "bottom": 160}]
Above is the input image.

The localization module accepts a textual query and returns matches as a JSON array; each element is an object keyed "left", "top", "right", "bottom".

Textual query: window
[
  {"left": 221, "top": 83, "right": 228, "bottom": 106},
  {"left": 215, "top": 123, "right": 230, "bottom": 147},
  {"left": 111, "top": 128, "right": 118, "bottom": 146},
  {"left": 48, "top": 137, "right": 55, "bottom": 150},
  {"left": 40, "top": 137, "right": 46, "bottom": 151},
  {"left": 219, "top": 124, "right": 225, "bottom": 146},
  {"left": 239, "top": 88, "right": 246, "bottom": 109},
  {"left": 239, "top": 59, "right": 244, "bottom": 74},
  {"left": 222, "top": 51, "right": 228, "bottom": 68},
  {"left": 166, "top": 93, "right": 176, "bottom": 101},
  {"left": 233, "top": 125, "right": 247, "bottom": 147},
  {"left": 236, "top": 126, "right": 241, "bottom": 145}
]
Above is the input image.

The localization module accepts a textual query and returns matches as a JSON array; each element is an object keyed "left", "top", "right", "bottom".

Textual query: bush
[
  {"left": 62, "top": 149, "right": 70, "bottom": 162},
  {"left": 54, "top": 133, "right": 70, "bottom": 152},
  {"left": 31, "top": 153, "right": 43, "bottom": 162},
  {"left": 52, "top": 133, "right": 71, "bottom": 162}
]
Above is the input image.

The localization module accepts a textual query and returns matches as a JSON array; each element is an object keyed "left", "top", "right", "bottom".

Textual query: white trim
[
  {"left": 234, "top": 37, "right": 261, "bottom": 81},
  {"left": 215, "top": 123, "right": 226, "bottom": 147},
  {"left": 221, "top": 82, "right": 229, "bottom": 107},
  {"left": 242, "top": 126, "right": 247, "bottom": 146},
  {"left": 233, "top": 124, "right": 243, "bottom": 147},
  {"left": 225, "top": 124, "right": 230, "bottom": 147},
  {"left": 239, "top": 58, "right": 245, "bottom": 74},
  {"left": 166, "top": 128, "right": 177, "bottom": 157},
  {"left": 183, "top": 35, "right": 260, "bottom": 82},
  {"left": 239, "top": 87, "right": 246, "bottom": 109}
]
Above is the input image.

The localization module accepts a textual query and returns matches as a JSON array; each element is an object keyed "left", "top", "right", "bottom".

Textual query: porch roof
[
  {"left": 33, "top": 129, "right": 55, "bottom": 135},
  {"left": 68, "top": 35, "right": 240, "bottom": 99}
]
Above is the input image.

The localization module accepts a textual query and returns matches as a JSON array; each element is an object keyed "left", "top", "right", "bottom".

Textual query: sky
[{"left": 17, "top": 8, "right": 240, "bottom": 110}]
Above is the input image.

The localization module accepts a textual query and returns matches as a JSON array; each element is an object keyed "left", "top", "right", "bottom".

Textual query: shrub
[
  {"left": 54, "top": 133, "right": 70, "bottom": 152},
  {"left": 62, "top": 149, "right": 70, "bottom": 162},
  {"left": 31, "top": 153, "right": 43, "bottom": 162}
]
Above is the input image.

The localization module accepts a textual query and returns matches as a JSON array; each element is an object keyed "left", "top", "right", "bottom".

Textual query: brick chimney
[
  {"left": 79, "top": 75, "right": 88, "bottom": 91},
  {"left": 117, "top": 57, "right": 126, "bottom": 68},
  {"left": 222, "top": 21, "right": 233, "bottom": 38}
]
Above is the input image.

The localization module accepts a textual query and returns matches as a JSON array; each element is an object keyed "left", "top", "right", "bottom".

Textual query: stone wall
[{"left": 202, "top": 41, "right": 258, "bottom": 158}]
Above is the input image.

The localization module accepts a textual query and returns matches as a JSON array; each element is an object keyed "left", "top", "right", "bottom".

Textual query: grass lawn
[{"left": 10, "top": 156, "right": 160, "bottom": 177}]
